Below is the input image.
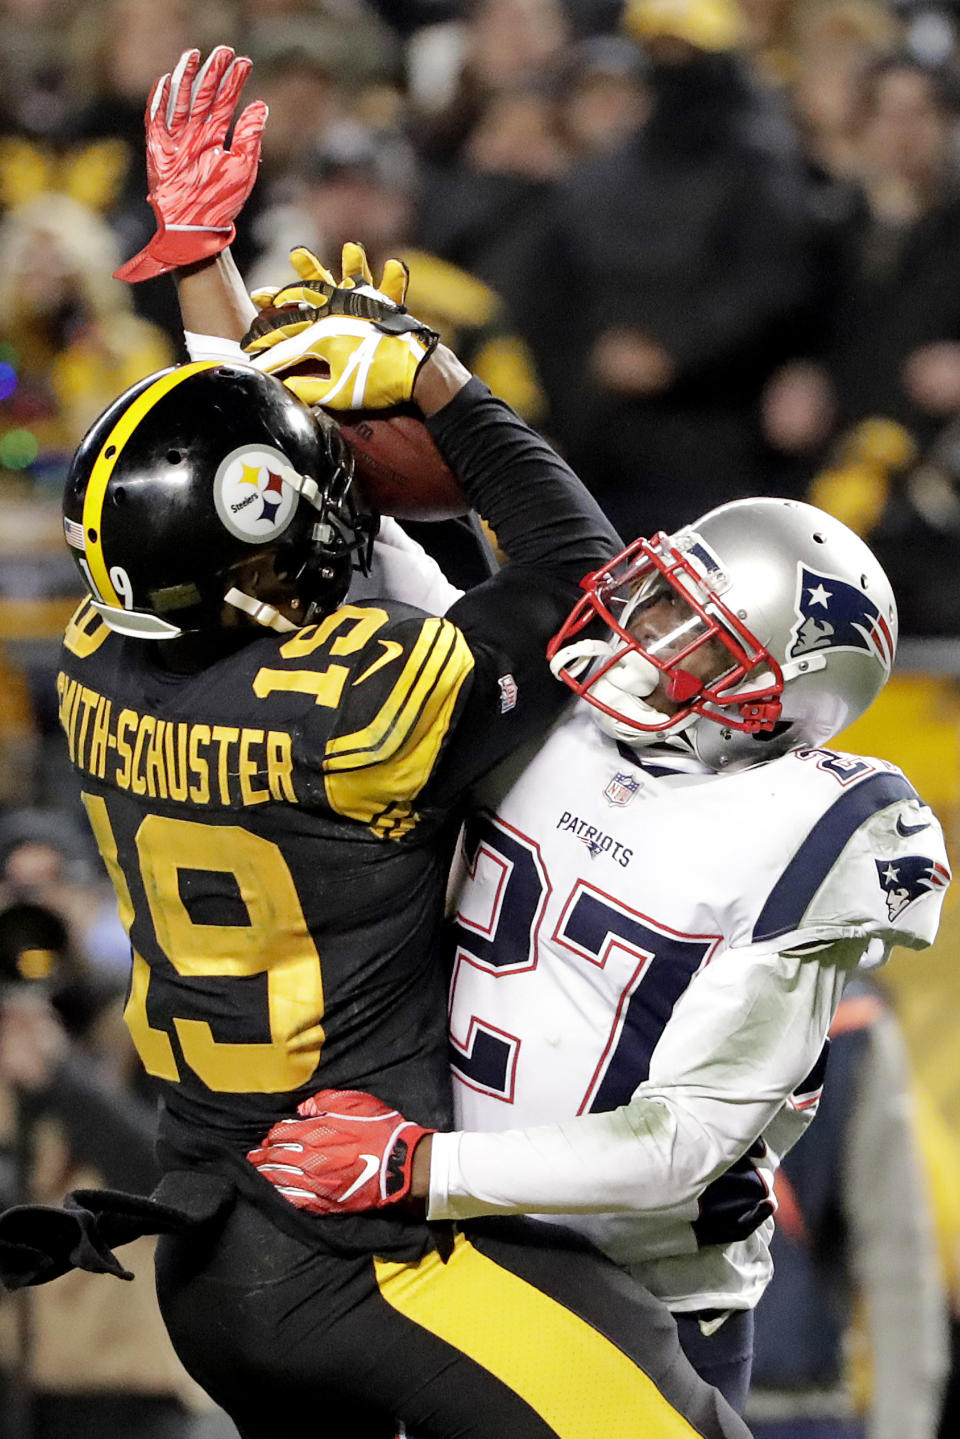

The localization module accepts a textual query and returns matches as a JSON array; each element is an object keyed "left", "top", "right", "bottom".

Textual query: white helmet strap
[
  {"left": 223, "top": 586, "right": 299, "bottom": 633},
  {"left": 550, "top": 637, "right": 697, "bottom": 746}
]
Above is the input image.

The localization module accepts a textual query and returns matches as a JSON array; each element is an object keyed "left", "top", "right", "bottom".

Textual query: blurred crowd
[
  {"left": 1, "top": 1, "right": 960, "bottom": 1437},
  {"left": 3, "top": 0, "right": 960, "bottom": 639},
  {"left": 0, "top": 0, "right": 954, "bottom": 797},
  {"left": 5, "top": 0, "right": 960, "bottom": 633}
]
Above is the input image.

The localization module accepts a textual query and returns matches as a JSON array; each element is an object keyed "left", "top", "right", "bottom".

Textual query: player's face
[{"left": 625, "top": 584, "right": 731, "bottom": 715}]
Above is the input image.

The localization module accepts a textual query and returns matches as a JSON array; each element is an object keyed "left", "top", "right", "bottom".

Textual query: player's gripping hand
[
  {"left": 242, "top": 241, "right": 438, "bottom": 410},
  {"left": 247, "top": 1089, "right": 434, "bottom": 1213},
  {"left": 248, "top": 241, "right": 411, "bottom": 315},
  {"left": 115, "top": 45, "right": 267, "bottom": 283}
]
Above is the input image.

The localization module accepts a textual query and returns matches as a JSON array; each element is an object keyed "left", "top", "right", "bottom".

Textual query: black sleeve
[
  {"left": 402, "top": 512, "right": 498, "bottom": 590},
  {"left": 426, "top": 377, "right": 621, "bottom": 583},
  {"left": 424, "top": 567, "right": 580, "bottom": 806},
  {"left": 38, "top": 1055, "right": 161, "bottom": 1195},
  {"left": 417, "top": 382, "right": 620, "bottom": 803}
]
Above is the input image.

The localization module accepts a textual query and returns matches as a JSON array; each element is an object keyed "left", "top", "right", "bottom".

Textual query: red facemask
[{"left": 547, "top": 533, "right": 784, "bottom": 739}]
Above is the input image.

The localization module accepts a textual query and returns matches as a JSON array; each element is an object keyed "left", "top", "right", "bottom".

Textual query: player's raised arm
[
  {"left": 114, "top": 45, "right": 265, "bottom": 343},
  {"left": 232, "top": 228, "right": 620, "bottom": 587},
  {"left": 244, "top": 240, "right": 621, "bottom": 586}
]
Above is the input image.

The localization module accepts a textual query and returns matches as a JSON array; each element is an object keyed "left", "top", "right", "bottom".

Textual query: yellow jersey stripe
[
  {"left": 375, "top": 1236, "right": 701, "bottom": 1439},
  {"left": 326, "top": 617, "right": 473, "bottom": 769},
  {"left": 324, "top": 625, "right": 473, "bottom": 823},
  {"left": 82, "top": 362, "right": 219, "bottom": 607}
]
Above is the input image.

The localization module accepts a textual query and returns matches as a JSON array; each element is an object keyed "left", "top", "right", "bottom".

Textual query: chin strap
[
  {"left": 548, "top": 637, "right": 610, "bottom": 681},
  {"left": 595, "top": 704, "right": 699, "bottom": 747},
  {"left": 223, "top": 586, "right": 299, "bottom": 633},
  {"left": 550, "top": 637, "right": 697, "bottom": 746}
]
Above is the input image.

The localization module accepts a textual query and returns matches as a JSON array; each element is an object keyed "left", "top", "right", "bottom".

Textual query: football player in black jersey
[{"left": 26, "top": 45, "right": 756, "bottom": 1439}]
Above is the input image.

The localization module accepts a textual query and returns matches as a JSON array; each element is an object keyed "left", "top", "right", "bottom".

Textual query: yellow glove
[
  {"left": 242, "top": 242, "right": 436, "bottom": 410},
  {"left": 250, "top": 241, "right": 410, "bottom": 310},
  {"left": 244, "top": 241, "right": 412, "bottom": 353}
]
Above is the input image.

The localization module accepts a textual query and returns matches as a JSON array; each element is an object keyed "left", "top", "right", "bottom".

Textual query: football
[{"left": 330, "top": 405, "right": 469, "bottom": 520}]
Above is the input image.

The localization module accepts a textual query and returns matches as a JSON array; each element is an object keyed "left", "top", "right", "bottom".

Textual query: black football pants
[{"left": 155, "top": 1195, "right": 751, "bottom": 1439}]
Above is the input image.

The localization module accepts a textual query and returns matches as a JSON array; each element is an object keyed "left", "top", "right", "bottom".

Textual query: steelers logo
[{"left": 213, "top": 444, "right": 300, "bottom": 543}]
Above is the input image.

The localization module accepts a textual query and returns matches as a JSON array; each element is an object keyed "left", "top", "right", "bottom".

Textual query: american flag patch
[
  {"left": 63, "top": 517, "right": 85, "bottom": 550},
  {"left": 498, "top": 673, "right": 518, "bottom": 713}
]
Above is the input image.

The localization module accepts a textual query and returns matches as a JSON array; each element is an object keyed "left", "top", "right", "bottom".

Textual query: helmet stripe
[{"left": 81, "top": 362, "right": 222, "bottom": 608}]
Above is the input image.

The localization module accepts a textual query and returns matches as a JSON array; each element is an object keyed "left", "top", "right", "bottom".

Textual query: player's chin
[{"left": 642, "top": 682, "right": 679, "bottom": 718}]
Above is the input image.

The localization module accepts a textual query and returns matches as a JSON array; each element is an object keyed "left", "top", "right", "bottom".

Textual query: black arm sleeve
[
  {"left": 426, "top": 377, "right": 621, "bottom": 583},
  {"left": 418, "top": 383, "right": 622, "bottom": 804},
  {"left": 40, "top": 1055, "right": 161, "bottom": 1194},
  {"left": 426, "top": 567, "right": 581, "bottom": 806}
]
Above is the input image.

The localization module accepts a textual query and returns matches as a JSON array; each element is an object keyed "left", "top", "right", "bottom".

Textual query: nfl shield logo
[{"left": 604, "top": 771, "right": 640, "bottom": 806}]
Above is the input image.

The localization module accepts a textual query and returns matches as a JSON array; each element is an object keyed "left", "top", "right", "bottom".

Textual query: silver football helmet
[{"left": 548, "top": 498, "right": 897, "bottom": 770}]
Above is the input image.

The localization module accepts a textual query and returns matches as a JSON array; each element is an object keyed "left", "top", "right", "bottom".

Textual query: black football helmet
[{"left": 62, "top": 361, "right": 374, "bottom": 639}]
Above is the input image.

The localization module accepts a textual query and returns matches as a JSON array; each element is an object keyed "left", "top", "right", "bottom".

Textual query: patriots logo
[
  {"left": 875, "top": 855, "right": 950, "bottom": 921},
  {"left": 789, "top": 566, "right": 894, "bottom": 673}
]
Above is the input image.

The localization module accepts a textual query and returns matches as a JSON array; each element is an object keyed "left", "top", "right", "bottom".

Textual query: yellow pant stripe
[
  {"left": 82, "top": 361, "right": 219, "bottom": 607},
  {"left": 375, "top": 1235, "right": 701, "bottom": 1438}
]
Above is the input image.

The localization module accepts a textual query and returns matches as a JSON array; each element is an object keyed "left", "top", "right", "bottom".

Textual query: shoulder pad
[
  {"left": 251, "top": 603, "right": 475, "bottom": 831},
  {"left": 749, "top": 751, "right": 948, "bottom": 953}
]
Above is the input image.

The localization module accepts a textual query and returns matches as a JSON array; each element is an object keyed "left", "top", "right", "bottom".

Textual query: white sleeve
[
  {"left": 183, "top": 330, "right": 247, "bottom": 364},
  {"left": 790, "top": 790, "right": 949, "bottom": 957},
  {"left": 761, "top": 1088, "right": 820, "bottom": 1164},
  {"left": 347, "top": 517, "right": 465, "bottom": 615},
  {"left": 428, "top": 937, "right": 860, "bottom": 1222}
]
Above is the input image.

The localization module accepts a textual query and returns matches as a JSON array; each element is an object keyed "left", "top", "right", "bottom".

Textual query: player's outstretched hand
[
  {"left": 241, "top": 241, "right": 438, "bottom": 411},
  {"left": 115, "top": 45, "right": 267, "bottom": 283},
  {"left": 247, "top": 1089, "right": 435, "bottom": 1214}
]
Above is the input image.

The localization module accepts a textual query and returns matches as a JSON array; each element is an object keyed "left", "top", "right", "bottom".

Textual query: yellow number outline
[
  {"left": 253, "top": 605, "right": 390, "bottom": 707},
  {"left": 64, "top": 599, "right": 110, "bottom": 659},
  {"left": 83, "top": 795, "right": 325, "bottom": 1093}
]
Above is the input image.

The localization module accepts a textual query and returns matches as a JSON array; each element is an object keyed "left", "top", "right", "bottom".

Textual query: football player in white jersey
[{"left": 251, "top": 496, "right": 950, "bottom": 1411}]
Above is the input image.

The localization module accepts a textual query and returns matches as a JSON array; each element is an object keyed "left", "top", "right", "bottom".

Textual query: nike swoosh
[
  {"left": 339, "top": 1152, "right": 381, "bottom": 1203},
  {"left": 355, "top": 640, "right": 404, "bottom": 686},
  {"left": 896, "top": 815, "right": 930, "bottom": 837}
]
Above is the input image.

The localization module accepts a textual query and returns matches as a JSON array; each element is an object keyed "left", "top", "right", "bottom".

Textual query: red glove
[
  {"left": 115, "top": 45, "right": 267, "bottom": 283},
  {"left": 247, "top": 1090, "right": 435, "bottom": 1214}
]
